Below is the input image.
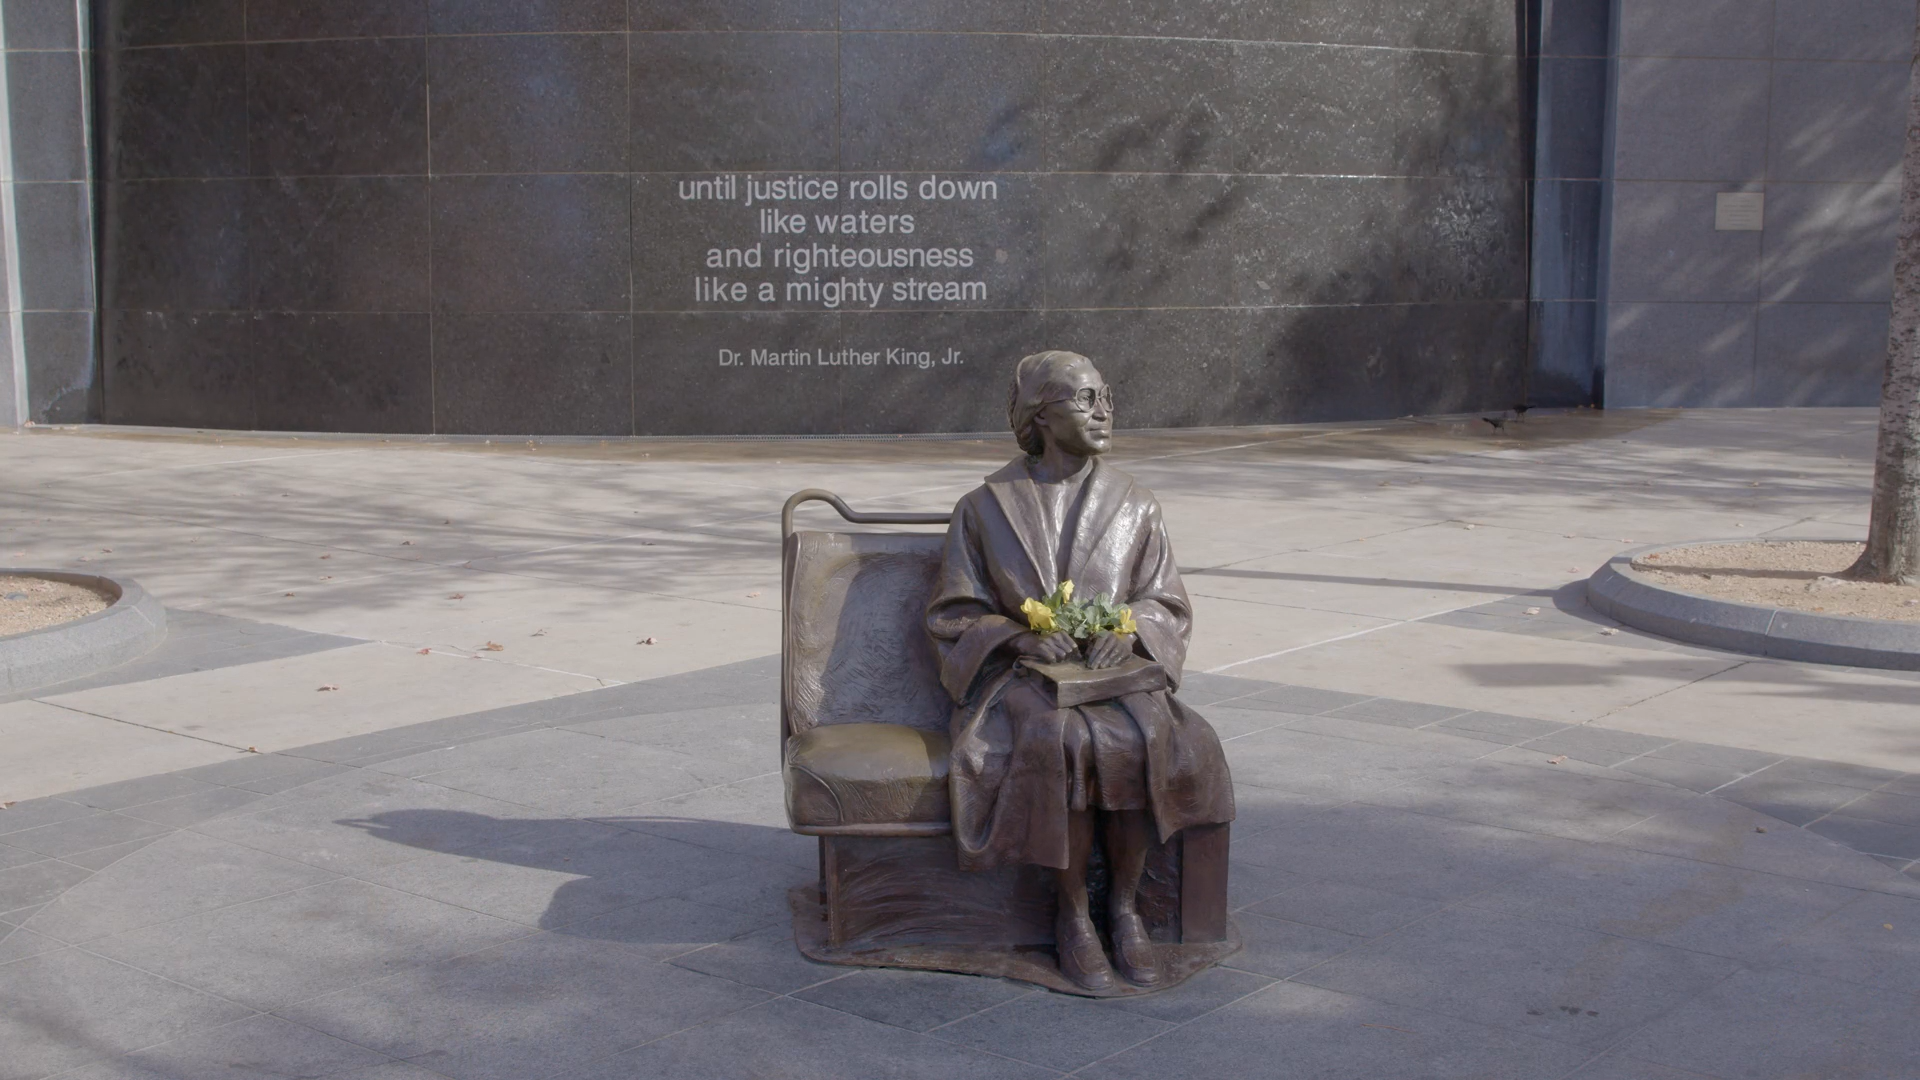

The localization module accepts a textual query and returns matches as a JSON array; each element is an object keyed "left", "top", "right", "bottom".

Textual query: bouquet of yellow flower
[{"left": 1020, "top": 580, "right": 1137, "bottom": 640}]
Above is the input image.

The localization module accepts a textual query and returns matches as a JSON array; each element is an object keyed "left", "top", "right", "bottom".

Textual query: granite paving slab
[{"left": 2, "top": 656, "right": 1917, "bottom": 1079}]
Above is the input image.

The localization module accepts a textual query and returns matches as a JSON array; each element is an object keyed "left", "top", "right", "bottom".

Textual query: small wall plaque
[{"left": 1715, "top": 192, "right": 1765, "bottom": 231}]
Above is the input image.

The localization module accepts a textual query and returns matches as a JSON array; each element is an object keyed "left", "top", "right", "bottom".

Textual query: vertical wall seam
[
  {"left": 240, "top": 0, "right": 259, "bottom": 429},
  {"left": 0, "top": 4, "right": 31, "bottom": 426},
  {"left": 625, "top": 7, "right": 634, "bottom": 437},
  {"left": 425, "top": 29, "right": 435, "bottom": 434},
  {"left": 76, "top": 0, "right": 97, "bottom": 423},
  {"left": 1752, "top": 0, "right": 1780, "bottom": 400},
  {"left": 1592, "top": 0, "right": 1623, "bottom": 406}
]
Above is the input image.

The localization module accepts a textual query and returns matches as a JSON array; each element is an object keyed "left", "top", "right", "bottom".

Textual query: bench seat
[{"left": 785, "top": 722, "right": 950, "bottom": 835}]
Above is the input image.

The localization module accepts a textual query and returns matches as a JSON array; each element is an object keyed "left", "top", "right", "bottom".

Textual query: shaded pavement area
[{"left": 3, "top": 656, "right": 1918, "bottom": 1079}]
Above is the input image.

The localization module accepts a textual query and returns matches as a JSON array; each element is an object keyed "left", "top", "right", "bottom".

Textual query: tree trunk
[{"left": 1850, "top": 3, "right": 1920, "bottom": 585}]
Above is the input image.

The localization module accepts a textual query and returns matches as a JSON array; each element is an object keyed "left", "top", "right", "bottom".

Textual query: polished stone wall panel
[
  {"left": 254, "top": 314, "right": 432, "bottom": 432},
  {"left": 1760, "top": 183, "right": 1899, "bottom": 303},
  {"left": 4, "top": 0, "right": 80, "bottom": 49},
  {"left": 1602, "top": 0, "right": 1913, "bottom": 408},
  {"left": 14, "top": 182, "right": 94, "bottom": 310},
  {"left": 839, "top": 33, "right": 1043, "bottom": 172},
  {"left": 1540, "top": 0, "right": 1608, "bottom": 56},
  {"left": 1605, "top": 302, "right": 1757, "bottom": 409},
  {"left": 7, "top": 50, "right": 87, "bottom": 181},
  {"left": 1042, "top": 37, "right": 1240, "bottom": 175},
  {"left": 1766, "top": 61, "right": 1909, "bottom": 183},
  {"left": 629, "top": 32, "right": 838, "bottom": 171},
  {"left": 433, "top": 314, "right": 632, "bottom": 435},
  {"left": 1249, "top": 302, "right": 1530, "bottom": 423},
  {"left": 245, "top": 0, "right": 428, "bottom": 41},
  {"left": 1237, "top": 45, "right": 1523, "bottom": 179},
  {"left": 1749, "top": 303, "right": 1890, "bottom": 407},
  {"left": 105, "top": 181, "right": 249, "bottom": 311},
  {"left": 1612, "top": 58, "right": 1771, "bottom": 182},
  {"left": 97, "top": 0, "right": 1533, "bottom": 433},
  {"left": 429, "top": 0, "right": 625, "bottom": 35},
  {"left": 1042, "top": 173, "right": 1243, "bottom": 309},
  {"left": 1772, "top": 0, "right": 1913, "bottom": 62},
  {"left": 246, "top": 39, "right": 428, "bottom": 177},
  {"left": 248, "top": 178, "right": 430, "bottom": 313},
  {"left": 843, "top": 0, "right": 1038, "bottom": 33},
  {"left": 1044, "top": 0, "right": 1248, "bottom": 40},
  {"left": 1534, "top": 58, "right": 1606, "bottom": 180},
  {"left": 23, "top": 311, "right": 96, "bottom": 424},
  {"left": 108, "top": 0, "right": 242, "bottom": 47},
  {"left": 103, "top": 311, "right": 255, "bottom": 429},
  {"left": 630, "top": 0, "right": 837, "bottom": 32},
  {"left": 430, "top": 174, "right": 629, "bottom": 313},
  {"left": 108, "top": 45, "right": 246, "bottom": 179},
  {"left": 1244, "top": 0, "right": 1518, "bottom": 51},
  {"left": 1617, "top": 0, "right": 1774, "bottom": 59},
  {"left": 1235, "top": 177, "right": 1529, "bottom": 307},
  {"left": 429, "top": 34, "right": 627, "bottom": 175}
]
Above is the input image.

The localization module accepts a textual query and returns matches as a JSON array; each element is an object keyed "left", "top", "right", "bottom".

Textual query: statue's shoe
[
  {"left": 1110, "top": 911, "right": 1164, "bottom": 987},
  {"left": 1056, "top": 913, "right": 1118, "bottom": 992}
]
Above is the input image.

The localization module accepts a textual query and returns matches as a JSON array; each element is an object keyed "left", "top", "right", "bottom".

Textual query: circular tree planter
[
  {"left": 0, "top": 571, "right": 168, "bottom": 694},
  {"left": 1587, "top": 542, "right": 1920, "bottom": 671}
]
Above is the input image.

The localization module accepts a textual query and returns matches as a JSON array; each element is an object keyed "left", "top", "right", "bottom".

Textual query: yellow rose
[
  {"left": 1116, "top": 608, "right": 1137, "bottom": 635},
  {"left": 1059, "top": 580, "right": 1074, "bottom": 602},
  {"left": 1021, "top": 597, "right": 1057, "bottom": 633}
]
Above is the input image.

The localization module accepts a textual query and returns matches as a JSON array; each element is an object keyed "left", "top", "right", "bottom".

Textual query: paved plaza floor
[{"left": 2, "top": 409, "right": 1918, "bottom": 1078}]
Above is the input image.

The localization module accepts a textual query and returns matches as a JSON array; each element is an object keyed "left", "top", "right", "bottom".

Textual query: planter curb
[
  {"left": 1586, "top": 541, "right": 1920, "bottom": 672},
  {"left": 1, "top": 570, "right": 168, "bottom": 693}
]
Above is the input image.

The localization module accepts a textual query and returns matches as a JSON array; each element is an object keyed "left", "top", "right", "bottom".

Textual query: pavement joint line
[
  {"left": 1203, "top": 599, "right": 1483, "bottom": 673},
  {"left": 28, "top": 699, "right": 256, "bottom": 754}
]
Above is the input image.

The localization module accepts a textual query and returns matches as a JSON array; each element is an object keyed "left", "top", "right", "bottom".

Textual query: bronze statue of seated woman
[{"left": 926, "top": 350, "right": 1236, "bottom": 990}]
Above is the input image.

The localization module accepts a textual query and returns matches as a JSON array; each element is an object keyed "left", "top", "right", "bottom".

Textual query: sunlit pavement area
[{"left": 3, "top": 409, "right": 1918, "bottom": 1079}]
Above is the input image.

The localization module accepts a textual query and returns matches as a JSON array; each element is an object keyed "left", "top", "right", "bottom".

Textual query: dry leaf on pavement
[
  {"left": 638, "top": 636, "right": 658, "bottom": 645},
  {"left": 317, "top": 684, "right": 339, "bottom": 692},
  {"left": 1547, "top": 755, "right": 1567, "bottom": 765},
  {"left": 482, "top": 641, "right": 505, "bottom": 651}
]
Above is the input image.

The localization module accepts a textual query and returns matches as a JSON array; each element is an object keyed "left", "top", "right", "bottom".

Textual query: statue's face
[{"left": 1034, "top": 362, "right": 1113, "bottom": 457}]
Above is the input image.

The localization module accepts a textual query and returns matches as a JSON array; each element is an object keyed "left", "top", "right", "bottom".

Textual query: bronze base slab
[{"left": 789, "top": 885, "right": 1242, "bottom": 998}]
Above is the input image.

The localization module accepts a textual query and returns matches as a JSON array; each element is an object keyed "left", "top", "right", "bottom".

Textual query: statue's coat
[{"left": 926, "top": 456, "right": 1235, "bottom": 872}]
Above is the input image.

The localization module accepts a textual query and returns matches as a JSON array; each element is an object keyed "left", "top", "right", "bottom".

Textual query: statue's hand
[
  {"left": 1012, "top": 631, "right": 1079, "bottom": 664},
  {"left": 1086, "top": 631, "right": 1135, "bottom": 670}
]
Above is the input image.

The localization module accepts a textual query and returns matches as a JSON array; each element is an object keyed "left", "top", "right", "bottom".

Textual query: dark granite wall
[
  {"left": 96, "top": 1, "right": 1532, "bottom": 435},
  {"left": 1528, "top": 0, "right": 1609, "bottom": 407}
]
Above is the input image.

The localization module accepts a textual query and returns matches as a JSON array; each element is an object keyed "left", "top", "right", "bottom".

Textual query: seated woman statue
[{"left": 926, "top": 350, "right": 1235, "bottom": 991}]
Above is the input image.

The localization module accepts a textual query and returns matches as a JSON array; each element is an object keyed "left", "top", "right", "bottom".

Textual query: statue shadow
[{"left": 339, "top": 808, "right": 814, "bottom": 946}]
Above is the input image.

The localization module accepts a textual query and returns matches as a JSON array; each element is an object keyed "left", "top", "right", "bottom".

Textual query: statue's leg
[
  {"left": 1104, "top": 809, "right": 1164, "bottom": 986},
  {"left": 1053, "top": 810, "right": 1115, "bottom": 990}
]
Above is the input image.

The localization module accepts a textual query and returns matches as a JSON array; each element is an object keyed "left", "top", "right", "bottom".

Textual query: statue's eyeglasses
[{"left": 1049, "top": 387, "right": 1114, "bottom": 413}]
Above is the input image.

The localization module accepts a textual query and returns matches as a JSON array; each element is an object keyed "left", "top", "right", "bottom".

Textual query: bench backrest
[{"left": 783, "top": 530, "right": 952, "bottom": 742}]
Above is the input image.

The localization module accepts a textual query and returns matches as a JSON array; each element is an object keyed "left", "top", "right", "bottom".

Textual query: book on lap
[{"left": 1021, "top": 655, "right": 1168, "bottom": 708}]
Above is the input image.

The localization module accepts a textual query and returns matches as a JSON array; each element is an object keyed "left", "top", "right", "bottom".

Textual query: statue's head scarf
[{"left": 1008, "top": 350, "right": 1095, "bottom": 456}]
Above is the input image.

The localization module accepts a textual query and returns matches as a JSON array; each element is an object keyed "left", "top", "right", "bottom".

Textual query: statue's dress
[{"left": 925, "top": 456, "right": 1236, "bottom": 872}]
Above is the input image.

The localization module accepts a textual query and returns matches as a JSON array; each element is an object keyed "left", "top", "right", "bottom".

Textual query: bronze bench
[{"left": 780, "top": 489, "right": 1235, "bottom": 993}]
